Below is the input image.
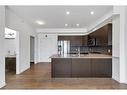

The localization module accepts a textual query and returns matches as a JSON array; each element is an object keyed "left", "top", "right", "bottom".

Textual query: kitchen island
[{"left": 51, "top": 54, "right": 112, "bottom": 78}]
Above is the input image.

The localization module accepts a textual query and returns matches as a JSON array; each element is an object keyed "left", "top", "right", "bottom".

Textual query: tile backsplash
[{"left": 70, "top": 46, "right": 112, "bottom": 55}]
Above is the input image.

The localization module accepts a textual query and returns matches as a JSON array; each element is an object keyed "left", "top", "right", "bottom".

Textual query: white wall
[
  {"left": 119, "top": 7, "right": 126, "bottom": 83},
  {"left": 112, "top": 6, "right": 127, "bottom": 84},
  {"left": 112, "top": 16, "right": 120, "bottom": 57},
  {"left": 37, "top": 34, "right": 57, "bottom": 62},
  {"left": 112, "top": 15, "right": 120, "bottom": 82},
  {"left": 0, "top": 6, "right": 5, "bottom": 88},
  {"left": 124, "top": 7, "right": 127, "bottom": 83},
  {"left": 5, "top": 7, "right": 36, "bottom": 74},
  {"left": 4, "top": 38, "right": 16, "bottom": 56}
]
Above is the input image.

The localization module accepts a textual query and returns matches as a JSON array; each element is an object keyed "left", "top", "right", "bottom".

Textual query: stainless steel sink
[{"left": 70, "top": 54, "right": 79, "bottom": 57}]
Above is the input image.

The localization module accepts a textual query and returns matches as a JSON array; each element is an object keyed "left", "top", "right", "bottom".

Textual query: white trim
[
  {"left": 36, "top": 28, "right": 87, "bottom": 34},
  {"left": 18, "top": 65, "right": 30, "bottom": 74},
  {"left": 57, "top": 33, "right": 88, "bottom": 36},
  {"left": 15, "top": 31, "right": 20, "bottom": 74},
  {"left": 112, "top": 78, "right": 120, "bottom": 83}
]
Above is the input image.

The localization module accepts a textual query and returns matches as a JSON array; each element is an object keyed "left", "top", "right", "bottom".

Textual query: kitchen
[
  {"left": 51, "top": 24, "right": 112, "bottom": 78},
  {"left": 1, "top": 5, "right": 127, "bottom": 89}
]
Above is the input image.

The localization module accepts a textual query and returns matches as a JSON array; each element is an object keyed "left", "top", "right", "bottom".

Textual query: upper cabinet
[
  {"left": 58, "top": 36, "right": 88, "bottom": 47},
  {"left": 107, "top": 24, "right": 112, "bottom": 46},
  {"left": 58, "top": 24, "right": 112, "bottom": 47},
  {"left": 88, "top": 24, "right": 112, "bottom": 46},
  {"left": 82, "top": 35, "right": 88, "bottom": 46}
]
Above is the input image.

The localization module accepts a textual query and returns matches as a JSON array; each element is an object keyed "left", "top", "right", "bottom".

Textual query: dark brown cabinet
[
  {"left": 91, "top": 59, "right": 112, "bottom": 77},
  {"left": 82, "top": 36, "right": 88, "bottom": 46},
  {"left": 58, "top": 35, "right": 88, "bottom": 47},
  {"left": 52, "top": 58, "right": 71, "bottom": 77},
  {"left": 72, "top": 59, "right": 91, "bottom": 77},
  {"left": 88, "top": 24, "right": 112, "bottom": 46},
  {"left": 58, "top": 24, "right": 112, "bottom": 47},
  {"left": 52, "top": 58, "right": 112, "bottom": 78},
  {"left": 108, "top": 24, "right": 112, "bottom": 45},
  {"left": 5, "top": 57, "right": 16, "bottom": 73}
]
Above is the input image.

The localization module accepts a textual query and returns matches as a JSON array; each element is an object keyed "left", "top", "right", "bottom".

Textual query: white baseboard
[
  {"left": 112, "top": 76, "right": 127, "bottom": 84},
  {"left": 0, "top": 82, "right": 6, "bottom": 88},
  {"left": 125, "top": 80, "right": 127, "bottom": 84},
  {"left": 16, "top": 65, "right": 30, "bottom": 74},
  {"left": 112, "top": 76, "right": 120, "bottom": 83}
]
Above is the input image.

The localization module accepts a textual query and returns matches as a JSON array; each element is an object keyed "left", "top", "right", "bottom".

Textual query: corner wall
[
  {"left": 112, "top": 15, "right": 120, "bottom": 82},
  {"left": 112, "top": 6, "right": 127, "bottom": 84},
  {"left": 0, "top": 6, "right": 5, "bottom": 88},
  {"left": 124, "top": 7, "right": 127, "bottom": 84},
  {"left": 5, "top": 7, "right": 36, "bottom": 74}
]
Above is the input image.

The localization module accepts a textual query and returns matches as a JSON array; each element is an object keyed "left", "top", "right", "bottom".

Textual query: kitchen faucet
[{"left": 77, "top": 47, "right": 80, "bottom": 56}]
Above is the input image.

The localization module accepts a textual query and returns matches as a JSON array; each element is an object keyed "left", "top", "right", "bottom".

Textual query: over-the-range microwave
[{"left": 88, "top": 38, "right": 96, "bottom": 46}]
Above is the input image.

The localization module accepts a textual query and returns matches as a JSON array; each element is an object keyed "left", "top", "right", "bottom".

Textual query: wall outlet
[{"left": 108, "top": 49, "right": 111, "bottom": 53}]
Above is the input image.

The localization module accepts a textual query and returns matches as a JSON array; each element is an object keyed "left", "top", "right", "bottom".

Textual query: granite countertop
[{"left": 50, "top": 53, "right": 112, "bottom": 59}]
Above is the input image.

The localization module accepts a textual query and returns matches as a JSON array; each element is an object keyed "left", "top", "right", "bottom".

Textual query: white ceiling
[{"left": 7, "top": 6, "right": 113, "bottom": 29}]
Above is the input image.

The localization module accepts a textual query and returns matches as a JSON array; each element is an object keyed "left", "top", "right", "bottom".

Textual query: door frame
[{"left": 30, "top": 36, "right": 35, "bottom": 65}]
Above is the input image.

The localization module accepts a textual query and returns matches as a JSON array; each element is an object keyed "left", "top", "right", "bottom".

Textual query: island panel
[{"left": 52, "top": 58, "right": 71, "bottom": 77}]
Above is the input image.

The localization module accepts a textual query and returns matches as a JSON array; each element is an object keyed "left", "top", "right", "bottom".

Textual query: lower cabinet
[
  {"left": 5, "top": 57, "right": 16, "bottom": 73},
  {"left": 52, "top": 58, "right": 112, "bottom": 78},
  {"left": 92, "top": 59, "right": 112, "bottom": 77},
  {"left": 52, "top": 58, "right": 71, "bottom": 77},
  {"left": 72, "top": 59, "right": 91, "bottom": 77}
]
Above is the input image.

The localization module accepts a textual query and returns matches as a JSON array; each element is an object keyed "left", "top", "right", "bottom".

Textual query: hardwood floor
[{"left": 2, "top": 63, "right": 127, "bottom": 89}]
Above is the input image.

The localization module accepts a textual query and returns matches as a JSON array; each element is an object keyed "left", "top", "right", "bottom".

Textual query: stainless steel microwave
[{"left": 88, "top": 38, "right": 96, "bottom": 46}]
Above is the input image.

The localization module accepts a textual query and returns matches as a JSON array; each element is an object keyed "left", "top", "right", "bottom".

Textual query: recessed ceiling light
[
  {"left": 90, "top": 11, "right": 94, "bottom": 15},
  {"left": 76, "top": 24, "right": 79, "bottom": 27},
  {"left": 65, "top": 24, "right": 68, "bottom": 26},
  {"left": 36, "top": 20, "right": 45, "bottom": 25},
  {"left": 66, "top": 11, "right": 70, "bottom": 15}
]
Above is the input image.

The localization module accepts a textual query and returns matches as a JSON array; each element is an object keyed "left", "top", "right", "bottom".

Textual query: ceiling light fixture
[
  {"left": 90, "top": 11, "right": 94, "bottom": 15},
  {"left": 76, "top": 24, "right": 79, "bottom": 27},
  {"left": 66, "top": 11, "right": 70, "bottom": 15},
  {"left": 65, "top": 24, "right": 68, "bottom": 26},
  {"left": 36, "top": 20, "right": 45, "bottom": 25}
]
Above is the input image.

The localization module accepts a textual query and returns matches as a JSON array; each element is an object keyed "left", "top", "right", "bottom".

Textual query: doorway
[
  {"left": 5, "top": 28, "right": 20, "bottom": 80},
  {"left": 30, "top": 36, "right": 35, "bottom": 66}
]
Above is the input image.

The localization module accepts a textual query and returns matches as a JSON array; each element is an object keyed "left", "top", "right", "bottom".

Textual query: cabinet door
[
  {"left": 72, "top": 58, "right": 91, "bottom": 77},
  {"left": 82, "top": 35, "right": 88, "bottom": 46},
  {"left": 89, "top": 24, "right": 112, "bottom": 46},
  {"left": 92, "top": 59, "right": 112, "bottom": 77},
  {"left": 5, "top": 58, "right": 16, "bottom": 72},
  {"left": 108, "top": 24, "right": 112, "bottom": 45},
  {"left": 52, "top": 58, "right": 71, "bottom": 77}
]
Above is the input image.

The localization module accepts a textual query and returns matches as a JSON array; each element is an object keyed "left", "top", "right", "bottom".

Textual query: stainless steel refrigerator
[{"left": 58, "top": 40, "right": 70, "bottom": 55}]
